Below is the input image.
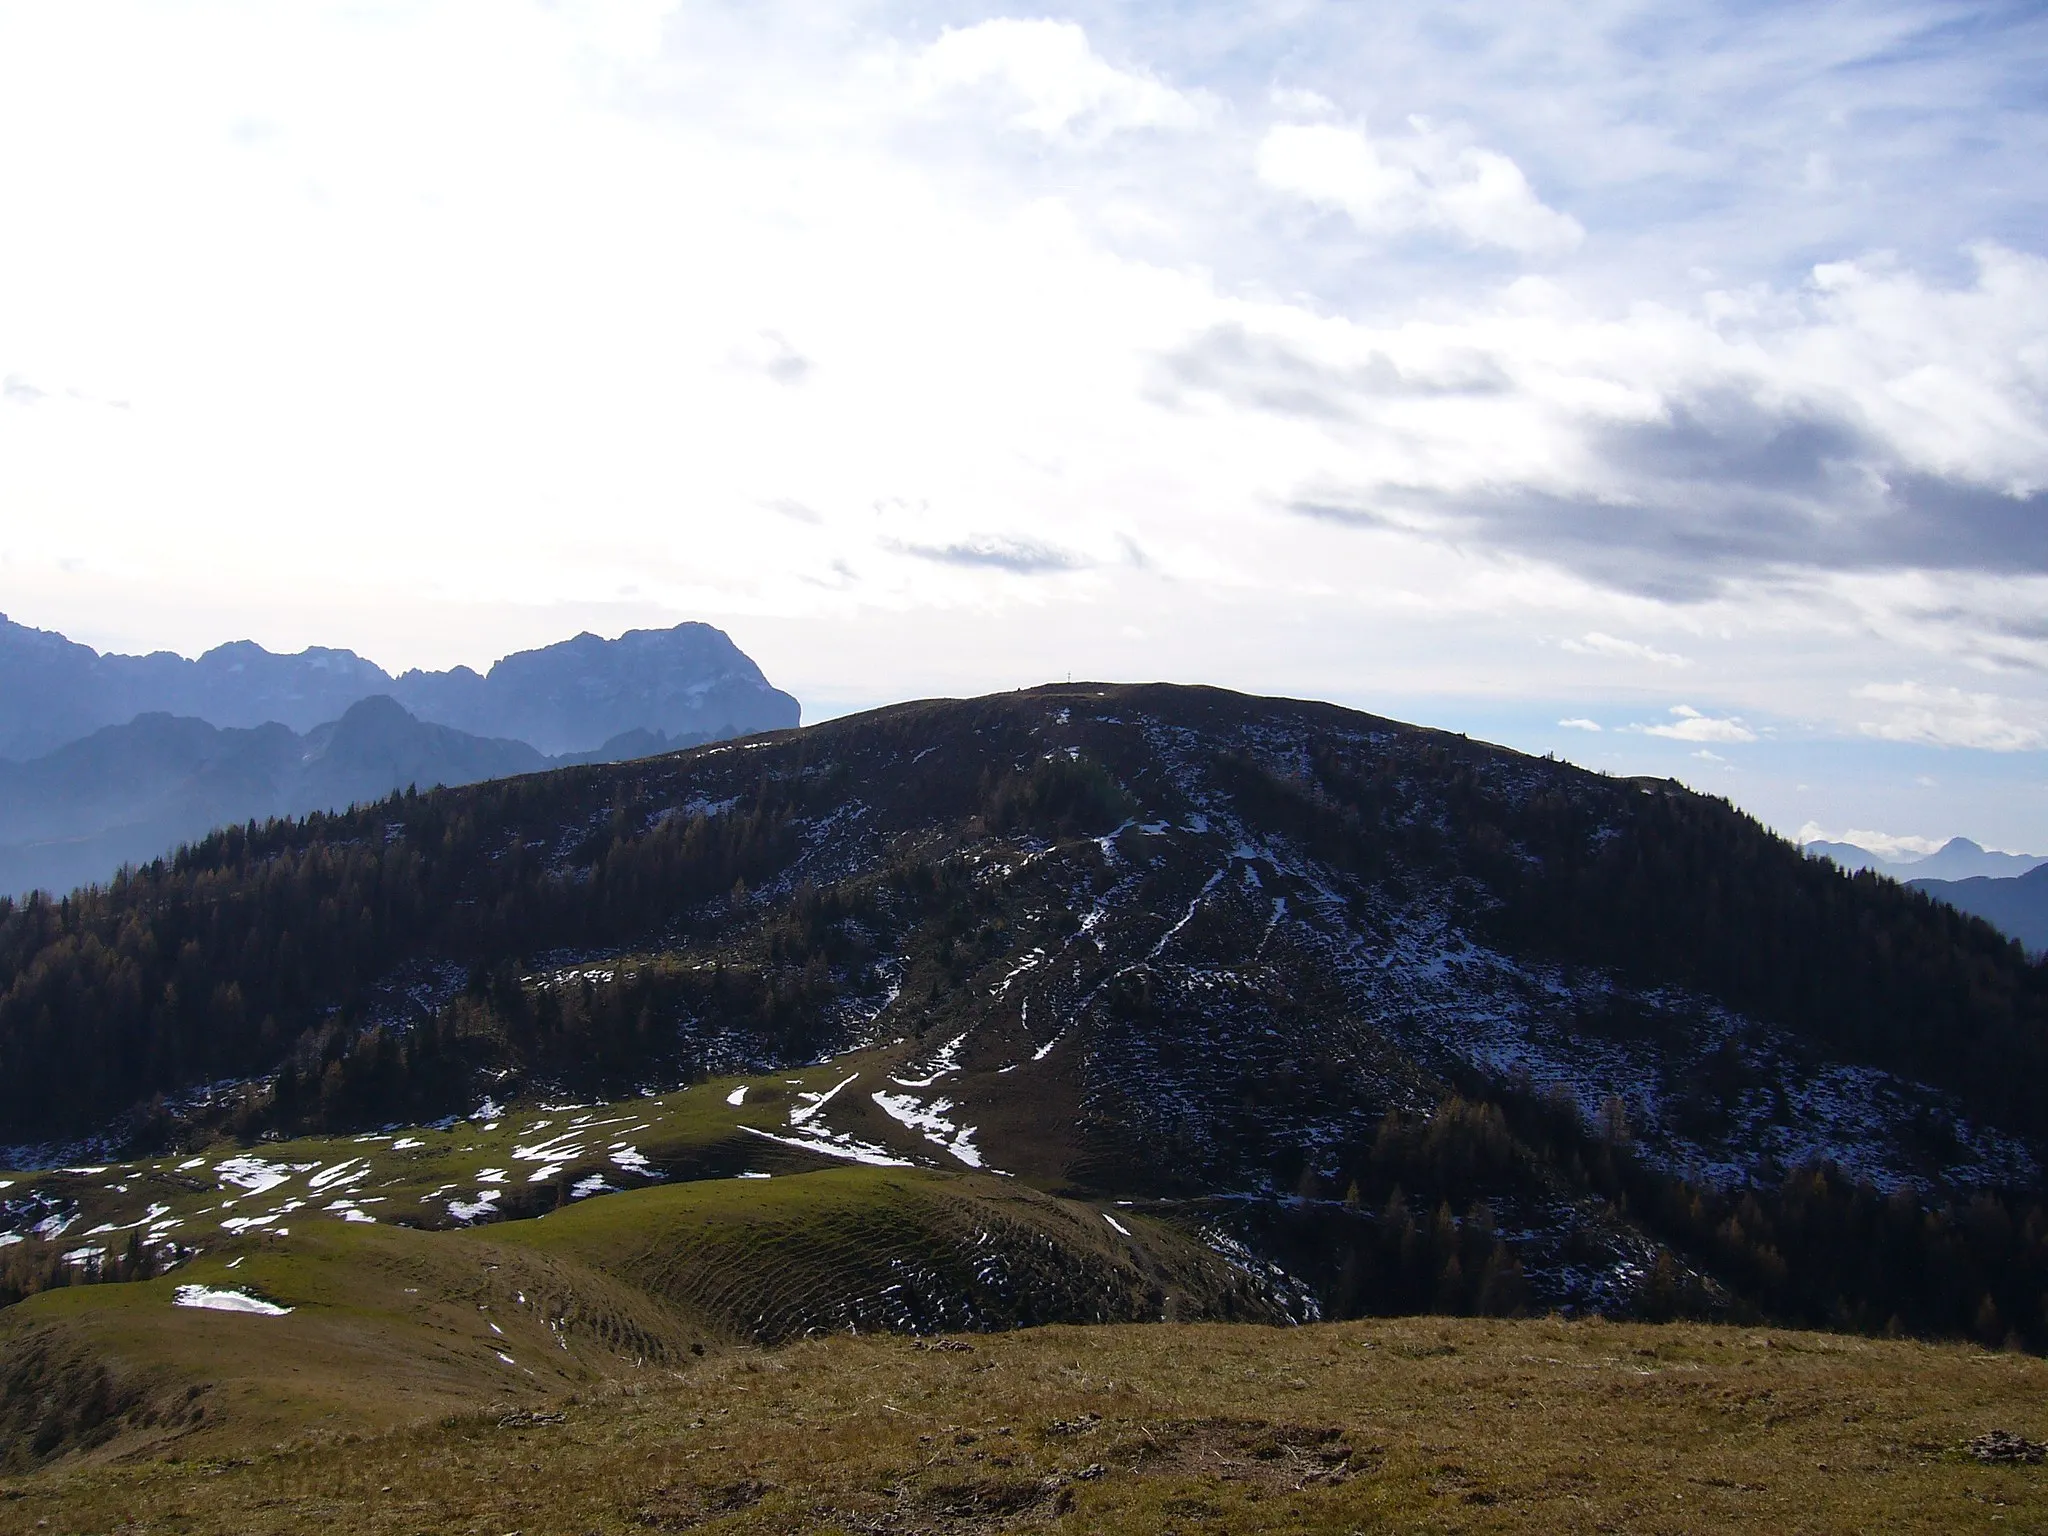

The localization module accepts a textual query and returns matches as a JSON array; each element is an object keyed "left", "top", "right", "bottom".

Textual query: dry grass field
[{"left": 6, "top": 1314, "right": 2048, "bottom": 1534}]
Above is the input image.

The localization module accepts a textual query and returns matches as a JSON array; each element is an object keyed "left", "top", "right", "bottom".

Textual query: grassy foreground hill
[
  {"left": 1, "top": 1188, "right": 1290, "bottom": 1471},
  {"left": 5, "top": 1313, "right": 2048, "bottom": 1533},
  {"left": 5, "top": 1084, "right": 2040, "bottom": 1531},
  {"left": 0, "top": 1014, "right": 2045, "bottom": 1532}
]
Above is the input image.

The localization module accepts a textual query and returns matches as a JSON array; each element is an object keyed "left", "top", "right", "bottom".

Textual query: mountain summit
[{"left": 386, "top": 624, "right": 798, "bottom": 756}]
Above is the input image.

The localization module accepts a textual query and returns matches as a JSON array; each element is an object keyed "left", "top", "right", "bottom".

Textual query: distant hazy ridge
[
  {"left": 0, "top": 617, "right": 800, "bottom": 896},
  {"left": 0, "top": 615, "right": 798, "bottom": 761}
]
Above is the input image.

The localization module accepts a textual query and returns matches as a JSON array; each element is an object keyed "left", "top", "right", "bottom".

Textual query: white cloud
[
  {"left": 1796, "top": 822, "right": 1944, "bottom": 861},
  {"left": 1634, "top": 704, "right": 1758, "bottom": 743},
  {"left": 910, "top": 19, "right": 1203, "bottom": 140},
  {"left": 1558, "top": 717, "right": 1602, "bottom": 731},
  {"left": 1799, "top": 247, "right": 2048, "bottom": 493},
  {"left": 1561, "top": 631, "right": 1689, "bottom": 666},
  {"left": 1854, "top": 681, "right": 2048, "bottom": 752},
  {"left": 1257, "top": 119, "right": 1583, "bottom": 257}
]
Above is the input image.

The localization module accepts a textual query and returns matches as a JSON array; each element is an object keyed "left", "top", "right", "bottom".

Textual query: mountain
[
  {"left": 1912, "top": 863, "right": 2048, "bottom": 955},
  {"left": 387, "top": 624, "right": 800, "bottom": 756},
  {"left": 0, "top": 617, "right": 390, "bottom": 760},
  {"left": 1802, "top": 839, "right": 1896, "bottom": 875},
  {"left": 19, "top": 679, "right": 2048, "bottom": 1400},
  {"left": 0, "top": 698, "right": 550, "bottom": 898},
  {"left": 0, "top": 614, "right": 799, "bottom": 762},
  {"left": 0, "top": 714, "right": 300, "bottom": 898},
  {"left": 0, "top": 703, "right": 728, "bottom": 900},
  {"left": 1900, "top": 837, "right": 2047, "bottom": 880},
  {"left": 1805, "top": 835, "right": 2047, "bottom": 881},
  {"left": 12, "top": 684, "right": 2048, "bottom": 1277},
  {"left": 7, "top": 679, "right": 2043, "bottom": 1183}
]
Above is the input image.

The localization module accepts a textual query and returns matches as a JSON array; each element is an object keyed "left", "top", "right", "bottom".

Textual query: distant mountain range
[
  {"left": 1907, "top": 865, "right": 2048, "bottom": 956},
  {"left": 0, "top": 616, "right": 801, "bottom": 896},
  {"left": 0, "top": 614, "right": 798, "bottom": 762},
  {"left": 1803, "top": 836, "right": 2047, "bottom": 882},
  {"left": 1802, "top": 835, "right": 2047, "bottom": 955},
  {"left": 0, "top": 697, "right": 725, "bottom": 898}
]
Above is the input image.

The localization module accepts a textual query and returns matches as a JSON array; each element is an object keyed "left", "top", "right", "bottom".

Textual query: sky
[{"left": 2, "top": 1, "right": 2047, "bottom": 856}]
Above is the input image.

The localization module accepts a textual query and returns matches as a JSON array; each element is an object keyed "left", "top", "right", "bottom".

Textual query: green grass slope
[
  {"left": 499, "top": 1165, "right": 1294, "bottom": 1341},
  {"left": 1, "top": 1218, "right": 703, "bottom": 1468},
  {"left": 1, "top": 1164, "right": 1287, "bottom": 1469}
]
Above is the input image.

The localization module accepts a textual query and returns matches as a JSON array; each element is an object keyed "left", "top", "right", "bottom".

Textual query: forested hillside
[
  {"left": 4, "top": 683, "right": 2039, "bottom": 1150},
  {"left": 6, "top": 682, "right": 2048, "bottom": 1339}
]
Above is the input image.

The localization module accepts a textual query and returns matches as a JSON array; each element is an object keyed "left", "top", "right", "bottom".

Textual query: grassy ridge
[
  {"left": 6, "top": 1316, "right": 2047, "bottom": 1532},
  {"left": 500, "top": 1166, "right": 1293, "bottom": 1340},
  {"left": 1, "top": 1219, "right": 704, "bottom": 1467},
  {"left": 0, "top": 1163, "right": 1288, "bottom": 1470}
]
